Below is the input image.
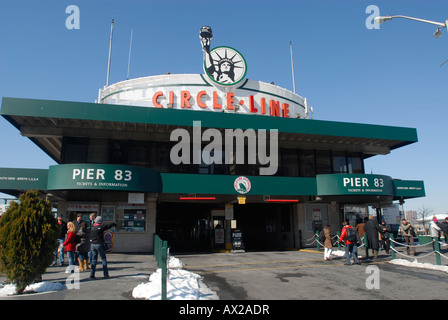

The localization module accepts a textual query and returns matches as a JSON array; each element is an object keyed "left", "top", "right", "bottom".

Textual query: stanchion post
[
  {"left": 154, "top": 234, "right": 160, "bottom": 267},
  {"left": 337, "top": 231, "right": 341, "bottom": 251},
  {"left": 364, "top": 234, "right": 369, "bottom": 259},
  {"left": 316, "top": 231, "right": 320, "bottom": 251},
  {"left": 434, "top": 238, "right": 441, "bottom": 266},
  {"left": 390, "top": 234, "right": 395, "bottom": 260},
  {"left": 161, "top": 243, "right": 168, "bottom": 300}
]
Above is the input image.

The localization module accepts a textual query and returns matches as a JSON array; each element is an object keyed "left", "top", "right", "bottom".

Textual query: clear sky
[{"left": 1, "top": 0, "right": 447, "bottom": 214}]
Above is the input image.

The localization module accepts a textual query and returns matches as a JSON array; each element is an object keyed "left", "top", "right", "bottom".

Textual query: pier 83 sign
[{"left": 99, "top": 26, "right": 309, "bottom": 119}]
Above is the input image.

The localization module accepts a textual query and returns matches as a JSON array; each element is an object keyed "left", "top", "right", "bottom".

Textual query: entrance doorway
[
  {"left": 234, "top": 203, "right": 294, "bottom": 250},
  {"left": 156, "top": 203, "right": 221, "bottom": 252},
  {"left": 156, "top": 202, "right": 295, "bottom": 252}
]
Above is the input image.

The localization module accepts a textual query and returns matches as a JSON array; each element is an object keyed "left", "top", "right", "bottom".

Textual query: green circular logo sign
[{"left": 204, "top": 46, "right": 247, "bottom": 87}]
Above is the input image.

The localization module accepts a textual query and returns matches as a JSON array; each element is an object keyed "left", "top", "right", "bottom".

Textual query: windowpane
[
  {"left": 347, "top": 152, "right": 364, "bottom": 173},
  {"left": 315, "top": 150, "right": 332, "bottom": 174},
  {"left": 299, "top": 149, "right": 315, "bottom": 177},
  {"left": 332, "top": 151, "right": 347, "bottom": 174}
]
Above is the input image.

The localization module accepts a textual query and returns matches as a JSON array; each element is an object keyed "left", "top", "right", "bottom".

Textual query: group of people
[
  {"left": 320, "top": 215, "right": 393, "bottom": 265},
  {"left": 428, "top": 216, "right": 448, "bottom": 243},
  {"left": 320, "top": 215, "right": 448, "bottom": 265},
  {"left": 53, "top": 213, "right": 116, "bottom": 279}
]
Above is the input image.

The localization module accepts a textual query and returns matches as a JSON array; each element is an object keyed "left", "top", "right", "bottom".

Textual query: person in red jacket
[
  {"left": 340, "top": 220, "right": 360, "bottom": 266},
  {"left": 62, "top": 221, "right": 77, "bottom": 272}
]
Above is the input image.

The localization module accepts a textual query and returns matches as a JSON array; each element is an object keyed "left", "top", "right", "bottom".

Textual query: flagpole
[
  {"left": 290, "top": 41, "right": 296, "bottom": 93},
  {"left": 127, "top": 29, "right": 133, "bottom": 80},
  {"left": 106, "top": 19, "right": 114, "bottom": 87}
]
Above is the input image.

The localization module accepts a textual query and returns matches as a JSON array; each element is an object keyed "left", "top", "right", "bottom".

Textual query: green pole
[
  {"left": 434, "top": 238, "right": 441, "bottom": 266},
  {"left": 154, "top": 235, "right": 160, "bottom": 266},
  {"left": 364, "top": 234, "right": 369, "bottom": 258},
  {"left": 337, "top": 231, "right": 341, "bottom": 251},
  {"left": 161, "top": 244, "right": 168, "bottom": 300},
  {"left": 390, "top": 234, "right": 395, "bottom": 260},
  {"left": 316, "top": 231, "right": 320, "bottom": 251}
]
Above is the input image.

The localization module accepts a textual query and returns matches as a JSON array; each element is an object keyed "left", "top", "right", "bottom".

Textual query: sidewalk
[
  {"left": 24, "top": 253, "right": 157, "bottom": 300},
  {"left": 1, "top": 246, "right": 447, "bottom": 300}
]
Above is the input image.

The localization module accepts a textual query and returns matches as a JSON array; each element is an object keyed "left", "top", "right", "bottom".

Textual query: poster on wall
[
  {"left": 123, "top": 209, "right": 146, "bottom": 232},
  {"left": 101, "top": 206, "right": 115, "bottom": 221},
  {"left": 344, "top": 205, "right": 368, "bottom": 227},
  {"left": 305, "top": 204, "right": 328, "bottom": 232}
]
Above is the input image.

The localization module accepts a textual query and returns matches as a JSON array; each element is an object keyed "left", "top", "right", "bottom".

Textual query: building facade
[{"left": 0, "top": 29, "right": 425, "bottom": 253}]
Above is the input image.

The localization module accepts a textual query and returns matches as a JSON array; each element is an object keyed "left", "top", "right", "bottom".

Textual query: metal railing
[
  {"left": 307, "top": 231, "right": 448, "bottom": 266},
  {"left": 153, "top": 234, "right": 169, "bottom": 300}
]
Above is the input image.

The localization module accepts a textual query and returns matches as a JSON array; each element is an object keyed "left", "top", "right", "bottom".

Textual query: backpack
[
  {"left": 346, "top": 227, "right": 356, "bottom": 242},
  {"left": 319, "top": 230, "right": 325, "bottom": 244}
]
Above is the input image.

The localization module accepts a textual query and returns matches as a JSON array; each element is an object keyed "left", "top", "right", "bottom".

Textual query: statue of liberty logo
[{"left": 200, "top": 26, "right": 247, "bottom": 86}]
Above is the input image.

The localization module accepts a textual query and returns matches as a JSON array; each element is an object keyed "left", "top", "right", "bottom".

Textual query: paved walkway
[{"left": 1, "top": 244, "right": 447, "bottom": 300}]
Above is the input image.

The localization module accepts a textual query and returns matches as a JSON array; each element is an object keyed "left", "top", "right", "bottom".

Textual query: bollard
[
  {"left": 390, "top": 234, "right": 395, "bottom": 260},
  {"left": 161, "top": 244, "right": 168, "bottom": 300},
  {"left": 434, "top": 238, "right": 441, "bottom": 266},
  {"left": 154, "top": 235, "right": 160, "bottom": 266},
  {"left": 364, "top": 234, "right": 369, "bottom": 259},
  {"left": 337, "top": 231, "right": 341, "bottom": 251},
  {"left": 316, "top": 231, "right": 320, "bottom": 251}
]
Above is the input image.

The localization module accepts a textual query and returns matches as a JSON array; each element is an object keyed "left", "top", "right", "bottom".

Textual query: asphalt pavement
[{"left": 2, "top": 245, "right": 448, "bottom": 301}]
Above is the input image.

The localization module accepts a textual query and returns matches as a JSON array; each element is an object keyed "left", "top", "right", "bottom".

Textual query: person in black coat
[
  {"left": 364, "top": 215, "right": 383, "bottom": 259},
  {"left": 89, "top": 216, "right": 116, "bottom": 279},
  {"left": 381, "top": 221, "right": 392, "bottom": 254},
  {"left": 52, "top": 215, "right": 68, "bottom": 266}
]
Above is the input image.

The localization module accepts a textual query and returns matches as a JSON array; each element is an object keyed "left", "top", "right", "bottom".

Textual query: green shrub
[{"left": 0, "top": 190, "right": 59, "bottom": 294}]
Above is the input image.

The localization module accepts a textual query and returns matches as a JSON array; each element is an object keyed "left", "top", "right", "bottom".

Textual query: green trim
[
  {"left": 0, "top": 97, "right": 419, "bottom": 144},
  {"left": 47, "top": 164, "right": 161, "bottom": 192},
  {"left": 393, "top": 179, "right": 426, "bottom": 198},
  {"left": 0, "top": 168, "right": 49, "bottom": 190},
  {"left": 316, "top": 174, "right": 394, "bottom": 196},
  {"left": 161, "top": 173, "right": 316, "bottom": 195},
  {"left": 0, "top": 166, "right": 425, "bottom": 200}
]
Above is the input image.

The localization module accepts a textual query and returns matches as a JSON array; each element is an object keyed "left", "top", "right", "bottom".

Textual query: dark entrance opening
[
  {"left": 156, "top": 202, "right": 220, "bottom": 252},
  {"left": 156, "top": 202, "right": 295, "bottom": 252},
  {"left": 234, "top": 203, "right": 294, "bottom": 251}
]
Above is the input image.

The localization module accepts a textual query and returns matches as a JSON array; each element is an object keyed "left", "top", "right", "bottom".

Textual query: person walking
[
  {"left": 381, "top": 221, "right": 392, "bottom": 254},
  {"left": 340, "top": 220, "right": 360, "bottom": 265},
  {"left": 88, "top": 212, "right": 96, "bottom": 266},
  {"left": 440, "top": 217, "right": 448, "bottom": 246},
  {"left": 76, "top": 221, "right": 90, "bottom": 271},
  {"left": 89, "top": 216, "right": 116, "bottom": 279},
  {"left": 429, "top": 217, "right": 441, "bottom": 250},
  {"left": 62, "top": 221, "right": 77, "bottom": 273},
  {"left": 320, "top": 224, "right": 333, "bottom": 261},
  {"left": 364, "top": 215, "right": 383, "bottom": 259},
  {"left": 400, "top": 218, "right": 416, "bottom": 256},
  {"left": 52, "top": 215, "right": 67, "bottom": 266},
  {"left": 356, "top": 218, "right": 368, "bottom": 258}
]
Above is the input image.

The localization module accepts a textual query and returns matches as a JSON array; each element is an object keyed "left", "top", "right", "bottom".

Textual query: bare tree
[{"left": 417, "top": 206, "right": 434, "bottom": 235}]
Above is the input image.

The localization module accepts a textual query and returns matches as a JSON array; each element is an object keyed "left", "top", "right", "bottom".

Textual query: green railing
[{"left": 153, "top": 234, "right": 169, "bottom": 300}]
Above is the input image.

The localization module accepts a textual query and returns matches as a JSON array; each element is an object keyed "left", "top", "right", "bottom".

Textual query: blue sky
[{"left": 1, "top": 0, "right": 447, "bottom": 214}]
